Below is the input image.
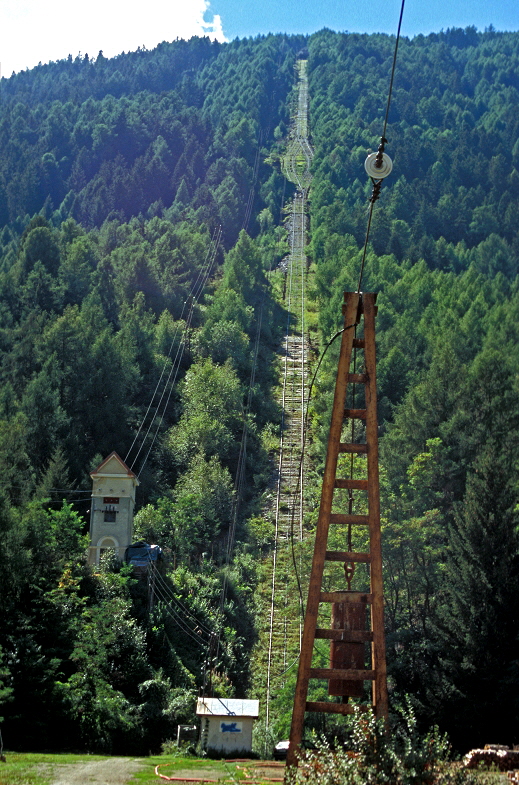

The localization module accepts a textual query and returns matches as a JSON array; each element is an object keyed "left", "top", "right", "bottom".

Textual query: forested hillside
[
  {"left": 0, "top": 25, "right": 518, "bottom": 756},
  {"left": 0, "top": 33, "right": 303, "bottom": 753},
  {"left": 306, "top": 27, "right": 519, "bottom": 750}
]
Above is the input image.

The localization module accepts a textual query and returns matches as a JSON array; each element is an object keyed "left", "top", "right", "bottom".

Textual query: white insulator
[{"left": 364, "top": 152, "right": 393, "bottom": 179}]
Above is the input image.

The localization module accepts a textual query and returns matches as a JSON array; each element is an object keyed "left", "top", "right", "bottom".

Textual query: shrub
[{"left": 286, "top": 704, "right": 498, "bottom": 785}]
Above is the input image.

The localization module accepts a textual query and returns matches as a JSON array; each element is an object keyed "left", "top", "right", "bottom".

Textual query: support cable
[
  {"left": 134, "top": 227, "right": 222, "bottom": 475},
  {"left": 125, "top": 227, "right": 217, "bottom": 463},
  {"left": 288, "top": 323, "right": 357, "bottom": 617},
  {"left": 125, "top": 225, "right": 221, "bottom": 472},
  {"left": 357, "top": 0, "right": 405, "bottom": 293},
  {"left": 213, "top": 257, "right": 271, "bottom": 688},
  {"left": 153, "top": 592, "right": 210, "bottom": 649},
  {"left": 151, "top": 567, "right": 215, "bottom": 638},
  {"left": 149, "top": 563, "right": 218, "bottom": 649}
]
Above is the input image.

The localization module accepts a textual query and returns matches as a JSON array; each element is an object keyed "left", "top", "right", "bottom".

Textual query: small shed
[{"left": 196, "top": 698, "right": 259, "bottom": 755}]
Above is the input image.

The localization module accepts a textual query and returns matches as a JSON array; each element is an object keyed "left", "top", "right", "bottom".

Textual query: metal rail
[{"left": 264, "top": 59, "right": 313, "bottom": 730}]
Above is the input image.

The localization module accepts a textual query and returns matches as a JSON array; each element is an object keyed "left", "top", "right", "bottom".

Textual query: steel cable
[{"left": 125, "top": 225, "right": 222, "bottom": 472}]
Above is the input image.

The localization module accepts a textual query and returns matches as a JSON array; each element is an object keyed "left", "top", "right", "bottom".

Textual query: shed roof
[{"left": 196, "top": 698, "right": 259, "bottom": 718}]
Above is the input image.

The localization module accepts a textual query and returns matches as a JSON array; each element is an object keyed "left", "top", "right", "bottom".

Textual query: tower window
[{"left": 103, "top": 504, "right": 118, "bottom": 522}]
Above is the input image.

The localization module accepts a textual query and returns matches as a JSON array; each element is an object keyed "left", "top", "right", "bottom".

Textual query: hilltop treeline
[{"left": 0, "top": 25, "right": 518, "bottom": 755}]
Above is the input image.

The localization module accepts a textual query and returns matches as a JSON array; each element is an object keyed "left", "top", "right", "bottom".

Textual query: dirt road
[{"left": 49, "top": 757, "right": 145, "bottom": 784}]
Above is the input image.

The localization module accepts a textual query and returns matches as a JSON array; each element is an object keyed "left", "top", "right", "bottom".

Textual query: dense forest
[
  {"left": 307, "top": 26, "right": 519, "bottom": 751},
  {"left": 0, "top": 25, "right": 519, "bottom": 756}
]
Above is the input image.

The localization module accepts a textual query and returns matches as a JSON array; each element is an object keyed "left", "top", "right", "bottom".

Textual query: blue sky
[
  {"left": 0, "top": 0, "right": 518, "bottom": 78},
  {"left": 215, "top": 0, "right": 518, "bottom": 40}
]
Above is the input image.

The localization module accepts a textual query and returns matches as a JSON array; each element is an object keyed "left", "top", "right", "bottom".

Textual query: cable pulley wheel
[{"left": 364, "top": 152, "right": 393, "bottom": 179}]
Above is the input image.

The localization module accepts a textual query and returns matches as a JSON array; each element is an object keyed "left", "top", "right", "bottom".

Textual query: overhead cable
[
  {"left": 125, "top": 225, "right": 221, "bottom": 472},
  {"left": 357, "top": 0, "right": 406, "bottom": 293}
]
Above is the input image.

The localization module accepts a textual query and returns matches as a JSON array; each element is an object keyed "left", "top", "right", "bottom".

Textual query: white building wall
[{"left": 205, "top": 716, "right": 254, "bottom": 753}]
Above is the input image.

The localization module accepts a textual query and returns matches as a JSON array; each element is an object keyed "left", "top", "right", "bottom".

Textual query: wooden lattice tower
[{"left": 286, "top": 291, "right": 387, "bottom": 768}]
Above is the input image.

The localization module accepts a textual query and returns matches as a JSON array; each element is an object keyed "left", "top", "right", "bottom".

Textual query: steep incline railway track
[{"left": 252, "top": 60, "right": 314, "bottom": 738}]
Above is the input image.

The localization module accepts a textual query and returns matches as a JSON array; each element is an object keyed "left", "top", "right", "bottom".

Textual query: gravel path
[{"left": 49, "top": 757, "right": 145, "bottom": 784}]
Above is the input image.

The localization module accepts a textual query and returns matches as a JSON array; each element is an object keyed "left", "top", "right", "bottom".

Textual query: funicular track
[{"left": 252, "top": 60, "right": 314, "bottom": 736}]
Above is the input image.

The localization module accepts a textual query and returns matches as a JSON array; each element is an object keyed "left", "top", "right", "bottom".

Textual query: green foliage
[
  {"left": 286, "top": 705, "right": 492, "bottom": 785},
  {"left": 432, "top": 445, "right": 519, "bottom": 748},
  {"left": 59, "top": 672, "right": 138, "bottom": 753},
  {"left": 0, "top": 644, "right": 13, "bottom": 722},
  {"left": 172, "top": 454, "right": 235, "bottom": 561},
  {"left": 167, "top": 357, "right": 243, "bottom": 472}
]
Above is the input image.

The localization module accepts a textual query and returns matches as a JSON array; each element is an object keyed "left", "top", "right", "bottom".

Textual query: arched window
[{"left": 96, "top": 536, "right": 120, "bottom": 564}]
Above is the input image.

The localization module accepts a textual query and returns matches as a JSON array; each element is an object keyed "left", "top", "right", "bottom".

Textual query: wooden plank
[
  {"left": 320, "top": 591, "right": 373, "bottom": 603},
  {"left": 325, "top": 550, "right": 371, "bottom": 563},
  {"left": 344, "top": 408, "right": 367, "bottom": 419},
  {"left": 330, "top": 600, "right": 365, "bottom": 697},
  {"left": 347, "top": 373, "right": 368, "bottom": 384},
  {"left": 329, "top": 513, "right": 369, "bottom": 525},
  {"left": 305, "top": 702, "right": 370, "bottom": 715},
  {"left": 315, "top": 628, "right": 374, "bottom": 642},
  {"left": 363, "top": 292, "right": 388, "bottom": 721},
  {"left": 338, "top": 442, "right": 368, "bottom": 454},
  {"left": 334, "top": 479, "right": 368, "bottom": 490},
  {"left": 309, "top": 668, "right": 375, "bottom": 680},
  {"left": 353, "top": 338, "right": 365, "bottom": 348},
  {"left": 306, "top": 702, "right": 371, "bottom": 715}
]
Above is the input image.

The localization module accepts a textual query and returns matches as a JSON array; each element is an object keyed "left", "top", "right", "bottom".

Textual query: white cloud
[{"left": 0, "top": 0, "right": 226, "bottom": 76}]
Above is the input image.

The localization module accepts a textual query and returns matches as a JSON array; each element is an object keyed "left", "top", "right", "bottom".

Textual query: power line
[
  {"left": 152, "top": 587, "right": 211, "bottom": 649},
  {"left": 382, "top": 0, "right": 406, "bottom": 141},
  {"left": 357, "top": 0, "right": 405, "bottom": 293},
  {"left": 128, "top": 225, "right": 221, "bottom": 470},
  {"left": 152, "top": 567, "right": 215, "bottom": 638},
  {"left": 135, "top": 226, "right": 222, "bottom": 476},
  {"left": 48, "top": 488, "right": 91, "bottom": 493},
  {"left": 125, "top": 225, "right": 222, "bottom": 472},
  {"left": 44, "top": 497, "right": 91, "bottom": 505}
]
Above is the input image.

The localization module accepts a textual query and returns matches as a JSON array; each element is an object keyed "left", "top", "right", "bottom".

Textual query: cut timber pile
[{"left": 464, "top": 747, "right": 519, "bottom": 771}]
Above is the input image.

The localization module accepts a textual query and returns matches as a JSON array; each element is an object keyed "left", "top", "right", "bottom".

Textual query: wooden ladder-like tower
[{"left": 286, "top": 291, "right": 387, "bottom": 768}]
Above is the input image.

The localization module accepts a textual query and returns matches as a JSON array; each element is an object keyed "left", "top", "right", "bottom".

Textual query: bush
[
  {"left": 285, "top": 704, "right": 498, "bottom": 785},
  {"left": 161, "top": 739, "right": 198, "bottom": 757}
]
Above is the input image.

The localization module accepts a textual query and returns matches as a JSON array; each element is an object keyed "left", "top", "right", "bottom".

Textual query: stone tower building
[{"left": 88, "top": 452, "right": 139, "bottom": 564}]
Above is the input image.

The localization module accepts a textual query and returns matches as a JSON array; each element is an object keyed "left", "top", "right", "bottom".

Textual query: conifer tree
[{"left": 435, "top": 444, "right": 519, "bottom": 749}]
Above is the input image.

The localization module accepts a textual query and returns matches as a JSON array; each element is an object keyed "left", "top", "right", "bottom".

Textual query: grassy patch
[
  {"left": 130, "top": 756, "right": 273, "bottom": 784},
  {"left": 0, "top": 752, "right": 276, "bottom": 785},
  {"left": 0, "top": 752, "right": 107, "bottom": 785},
  {"left": 0, "top": 753, "right": 282, "bottom": 785}
]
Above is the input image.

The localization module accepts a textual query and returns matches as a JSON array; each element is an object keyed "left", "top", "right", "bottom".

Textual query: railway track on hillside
[
  {"left": 265, "top": 194, "right": 309, "bottom": 717},
  {"left": 252, "top": 60, "right": 314, "bottom": 739}
]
